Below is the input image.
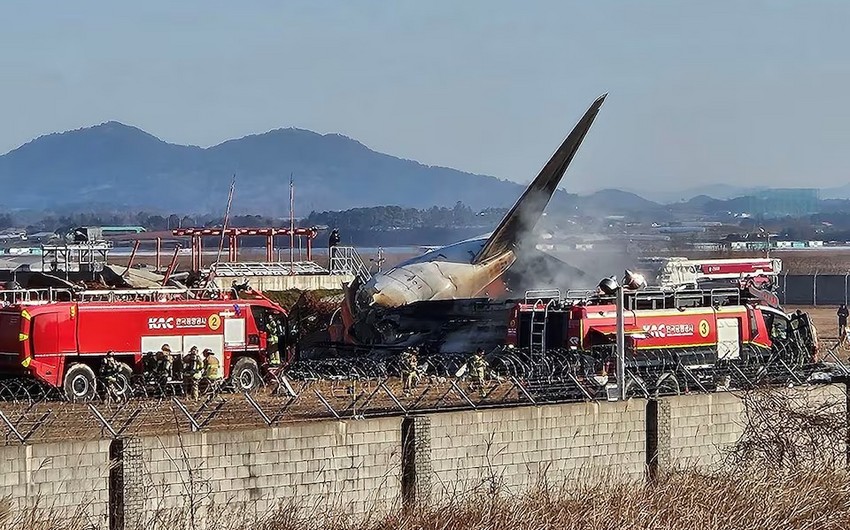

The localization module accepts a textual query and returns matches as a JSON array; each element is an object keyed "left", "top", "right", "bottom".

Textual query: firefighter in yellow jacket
[
  {"left": 470, "top": 347, "right": 488, "bottom": 397},
  {"left": 202, "top": 348, "right": 222, "bottom": 394},
  {"left": 400, "top": 346, "right": 419, "bottom": 394}
]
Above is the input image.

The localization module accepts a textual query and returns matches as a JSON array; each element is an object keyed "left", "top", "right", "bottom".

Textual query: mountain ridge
[
  {"left": 2, "top": 121, "right": 849, "bottom": 216},
  {"left": 0, "top": 122, "right": 532, "bottom": 214}
]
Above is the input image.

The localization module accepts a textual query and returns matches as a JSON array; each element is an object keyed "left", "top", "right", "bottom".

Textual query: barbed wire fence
[{"left": 0, "top": 347, "right": 846, "bottom": 446}]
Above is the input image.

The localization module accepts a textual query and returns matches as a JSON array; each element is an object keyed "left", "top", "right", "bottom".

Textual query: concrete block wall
[
  {"left": 657, "top": 392, "right": 745, "bottom": 470},
  {"left": 0, "top": 439, "right": 111, "bottom": 527},
  {"left": 656, "top": 385, "right": 849, "bottom": 472},
  {"left": 1, "top": 384, "right": 847, "bottom": 527},
  {"left": 424, "top": 400, "right": 647, "bottom": 501},
  {"left": 124, "top": 417, "right": 402, "bottom": 528}
]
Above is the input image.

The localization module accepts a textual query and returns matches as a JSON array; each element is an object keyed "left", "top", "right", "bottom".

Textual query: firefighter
[
  {"left": 142, "top": 351, "right": 157, "bottom": 380},
  {"left": 100, "top": 351, "right": 121, "bottom": 402},
  {"left": 183, "top": 346, "right": 203, "bottom": 400},
  {"left": 838, "top": 305, "right": 849, "bottom": 340},
  {"left": 202, "top": 348, "right": 222, "bottom": 394},
  {"left": 470, "top": 347, "right": 489, "bottom": 397},
  {"left": 266, "top": 316, "right": 282, "bottom": 366},
  {"left": 328, "top": 228, "right": 341, "bottom": 266},
  {"left": 400, "top": 346, "right": 418, "bottom": 394},
  {"left": 155, "top": 344, "right": 173, "bottom": 388}
]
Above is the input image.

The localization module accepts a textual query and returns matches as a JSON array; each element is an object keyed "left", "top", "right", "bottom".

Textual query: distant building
[
  {"left": 729, "top": 239, "right": 823, "bottom": 251},
  {"left": 100, "top": 226, "right": 147, "bottom": 235},
  {"left": 691, "top": 242, "right": 724, "bottom": 251}
]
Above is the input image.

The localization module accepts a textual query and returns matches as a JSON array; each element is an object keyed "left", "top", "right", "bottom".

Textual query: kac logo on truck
[
  {"left": 148, "top": 317, "right": 175, "bottom": 330},
  {"left": 642, "top": 323, "right": 695, "bottom": 338},
  {"left": 148, "top": 316, "right": 208, "bottom": 330}
]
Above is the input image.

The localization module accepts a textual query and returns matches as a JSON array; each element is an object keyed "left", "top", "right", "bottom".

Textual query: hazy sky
[{"left": 2, "top": 1, "right": 849, "bottom": 193}]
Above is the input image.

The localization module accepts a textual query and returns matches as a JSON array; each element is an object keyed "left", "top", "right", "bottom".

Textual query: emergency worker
[
  {"left": 266, "top": 316, "right": 282, "bottom": 366},
  {"left": 328, "top": 228, "right": 341, "bottom": 265},
  {"left": 156, "top": 344, "right": 173, "bottom": 388},
  {"left": 142, "top": 351, "right": 157, "bottom": 380},
  {"left": 202, "top": 348, "right": 222, "bottom": 394},
  {"left": 100, "top": 351, "right": 121, "bottom": 401},
  {"left": 839, "top": 305, "right": 849, "bottom": 340},
  {"left": 400, "top": 346, "right": 419, "bottom": 394},
  {"left": 183, "top": 346, "right": 203, "bottom": 400},
  {"left": 469, "top": 347, "right": 489, "bottom": 397}
]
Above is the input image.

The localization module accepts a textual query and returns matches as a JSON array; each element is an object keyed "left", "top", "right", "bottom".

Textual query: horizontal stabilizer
[{"left": 473, "top": 95, "right": 606, "bottom": 264}]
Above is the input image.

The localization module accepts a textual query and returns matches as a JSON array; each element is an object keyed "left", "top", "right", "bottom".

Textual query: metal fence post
[
  {"left": 782, "top": 272, "right": 787, "bottom": 305},
  {"left": 616, "top": 286, "right": 626, "bottom": 401},
  {"left": 814, "top": 270, "right": 818, "bottom": 306}
]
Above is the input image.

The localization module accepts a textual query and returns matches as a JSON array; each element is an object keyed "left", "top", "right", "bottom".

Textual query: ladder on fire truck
[
  {"left": 656, "top": 257, "right": 781, "bottom": 290},
  {"left": 525, "top": 289, "right": 561, "bottom": 355}
]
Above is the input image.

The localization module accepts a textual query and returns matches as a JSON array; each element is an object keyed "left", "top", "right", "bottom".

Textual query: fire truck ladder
[
  {"left": 75, "top": 288, "right": 196, "bottom": 302},
  {"left": 525, "top": 290, "right": 561, "bottom": 356}
]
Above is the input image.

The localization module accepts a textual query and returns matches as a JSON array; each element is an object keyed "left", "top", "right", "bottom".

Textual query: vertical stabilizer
[{"left": 473, "top": 94, "right": 606, "bottom": 264}]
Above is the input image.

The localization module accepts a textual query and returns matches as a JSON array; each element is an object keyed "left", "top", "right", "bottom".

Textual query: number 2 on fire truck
[{"left": 208, "top": 314, "right": 222, "bottom": 331}]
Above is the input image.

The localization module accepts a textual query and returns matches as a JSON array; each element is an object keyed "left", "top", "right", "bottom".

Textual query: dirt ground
[{"left": 0, "top": 378, "right": 528, "bottom": 445}]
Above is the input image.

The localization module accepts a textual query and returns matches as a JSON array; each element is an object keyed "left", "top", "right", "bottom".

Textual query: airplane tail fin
[{"left": 473, "top": 94, "right": 606, "bottom": 264}]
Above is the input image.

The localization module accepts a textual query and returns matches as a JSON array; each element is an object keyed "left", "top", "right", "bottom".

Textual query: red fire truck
[
  {"left": 0, "top": 287, "right": 289, "bottom": 400},
  {"left": 506, "top": 284, "right": 818, "bottom": 396}
]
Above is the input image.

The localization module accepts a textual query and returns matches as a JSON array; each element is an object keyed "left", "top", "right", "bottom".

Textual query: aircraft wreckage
[{"left": 323, "top": 95, "right": 607, "bottom": 352}]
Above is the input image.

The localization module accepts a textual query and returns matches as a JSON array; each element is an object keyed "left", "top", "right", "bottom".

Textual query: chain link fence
[{"left": 779, "top": 273, "right": 850, "bottom": 306}]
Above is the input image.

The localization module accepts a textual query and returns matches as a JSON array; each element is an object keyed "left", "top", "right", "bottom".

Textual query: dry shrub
[
  {"left": 5, "top": 497, "right": 96, "bottom": 530},
  {"left": 16, "top": 471, "right": 850, "bottom": 530},
  {"left": 728, "top": 387, "right": 846, "bottom": 471},
  {"left": 192, "top": 470, "right": 850, "bottom": 530}
]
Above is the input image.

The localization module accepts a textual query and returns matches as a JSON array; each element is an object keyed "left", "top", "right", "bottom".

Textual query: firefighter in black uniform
[
  {"left": 156, "top": 344, "right": 174, "bottom": 391},
  {"left": 839, "top": 304, "right": 849, "bottom": 340},
  {"left": 328, "top": 228, "right": 341, "bottom": 267},
  {"left": 100, "top": 351, "right": 122, "bottom": 402},
  {"left": 183, "top": 346, "right": 203, "bottom": 400}
]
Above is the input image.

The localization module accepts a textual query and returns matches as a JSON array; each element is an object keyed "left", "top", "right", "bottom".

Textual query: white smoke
[{"left": 503, "top": 195, "right": 640, "bottom": 296}]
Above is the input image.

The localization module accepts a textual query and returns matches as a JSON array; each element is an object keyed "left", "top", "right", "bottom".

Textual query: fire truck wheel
[
  {"left": 231, "top": 357, "right": 261, "bottom": 392},
  {"left": 64, "top": 363, "right": 97, "bottom": 402},
  {"left": 113, "top": 363, "right": 134, "bottom": 398}
]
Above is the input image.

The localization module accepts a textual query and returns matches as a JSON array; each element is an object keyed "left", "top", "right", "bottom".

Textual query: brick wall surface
[
  {"left": 1, "top": 384, "right": 847, "bottom": 528},
  {"left": 659, "top": 386, "right": 849, "bottom": 471},
  {"left": 128, "top": 417, "right": 402, "bottom": 528},
  {"left": 426, "top": 400, "right": 647, "bottom": 501},
  {"left": 658, "top": 392, "right": 745, "bottom": 470},
  {"left": 0, "top": 439, "right": 110, "bottom": 527}
]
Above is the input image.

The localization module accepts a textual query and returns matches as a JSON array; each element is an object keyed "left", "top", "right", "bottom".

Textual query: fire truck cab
[{"left": 0, "top": 287, "right": 290, "bottom": 400}]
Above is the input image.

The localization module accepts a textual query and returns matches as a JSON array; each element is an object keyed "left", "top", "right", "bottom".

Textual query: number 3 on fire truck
[
  {"left": 208, "top": 314, "right": 222, "bottom": 331},
  {"left": 699, "top": 319, "right": 710, "bottom": 338}
]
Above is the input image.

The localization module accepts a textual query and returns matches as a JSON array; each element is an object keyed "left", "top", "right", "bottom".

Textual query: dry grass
[{"left": 11, "top": 469, "right": 850, "bottom": 530}]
